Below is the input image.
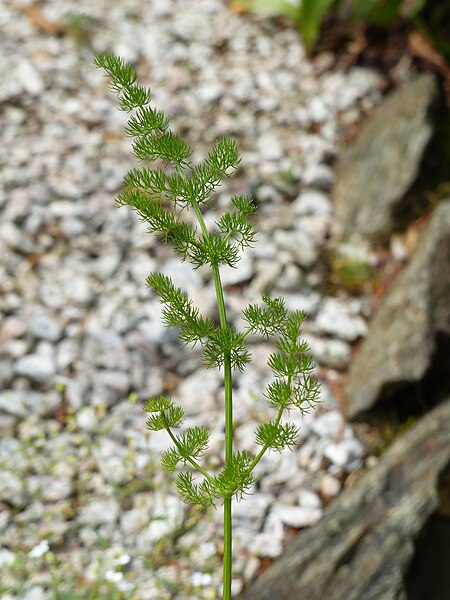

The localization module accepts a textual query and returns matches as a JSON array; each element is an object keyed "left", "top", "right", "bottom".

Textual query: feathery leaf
[{"left": 255, "top": 421, "right": 299, "bottom": 451}]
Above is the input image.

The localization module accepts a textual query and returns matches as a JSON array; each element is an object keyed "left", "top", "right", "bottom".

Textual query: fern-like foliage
[
  {"left": 176, "top": 472, "right": 215, "bottom": 509},
  {"left": 143, "top": 396, "right": 185, "bottom": 431},
  {"left": 255, "top": 421, "right": 299, "bottom": 452},
  {"left": 94, "top": 54, "right": 320, "bottom": 519},
  {"left": 212, "top": 451, "right": 256, "bottom": 500}
]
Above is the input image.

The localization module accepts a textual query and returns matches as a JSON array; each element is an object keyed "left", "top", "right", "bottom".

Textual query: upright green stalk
[
  {"left": 94, "top": 54, "right": 320, "bottom": 600},
  {"left": 213, "top": 269, "right": 233, "bottom": 599},
  {"left": 190, "top": 192, "right": 234, "bottom": 598}
]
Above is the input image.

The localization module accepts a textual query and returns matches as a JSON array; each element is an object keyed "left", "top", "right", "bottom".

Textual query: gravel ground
[{"left": 1, "top": 0, "right": 388, "bottom": 598}]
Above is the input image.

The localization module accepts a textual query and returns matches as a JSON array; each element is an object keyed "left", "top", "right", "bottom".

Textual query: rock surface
[
  {"left": 333, "top": 74, "right": 437, "bottom": 238},
  {"left": 345, "top": 199, "right": 450, "bottom": 418},
  {"left": 240, "top": 397, "right": 450, "bottom": 600}
]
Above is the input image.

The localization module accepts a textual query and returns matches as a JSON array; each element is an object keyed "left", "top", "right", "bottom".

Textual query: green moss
[{"left": 330, "top": 255, "right": 378, "bottom": 294}]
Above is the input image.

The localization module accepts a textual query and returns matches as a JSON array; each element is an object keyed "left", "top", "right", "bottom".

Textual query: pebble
[
  {"left": 319, "top": 473, "right": 341, "bottom": 498},
  {"left": 282, "top": 290, "right": 322, "bottom": 315},
  {"left": 302, "top": 164, "right": 336, "bottom": 190},
  {"left": 14, "top": 353, "right": 56, "bottom": 384},
  {"left": 16, "top": 60, "right": 44, "bottom": 96},
  {"left": 120, "top": 507, "right": 151, "bottom": 536},
  {"left": 94, "top": 438, "right": 133, "bottom": 486},
  {"left": 28, "top": 310, "right": 62, "bottom": 342},
  {"left": 23, "top": 587, "right": 49, "bottom": 600},
  {"left": 323, "top": 441, "right": 350, "bottom": 467},
  {"left": 273, "top": 504, "right": 323, "bottom": 528},
  {"left": 0, "top": 548, "right": 15, "bottom": 568},
  {"left": 311, "top": 411, "right": 344, "bottom": 438},
  {"left": 221, "top": 250, "right": 254, "bottom": 286},
  {"left": 298, "top": 488, "right": 322, "bottom": 509},
  {"left": 174, "top": 368, "right": 221, "bottom": 415},
  {"left": 29, "top": 476, "right": 74, "bottom": 502},
  {"left": 75, "top": 406, "right": 98, "bottom": 432},
  {"left": 56, "top": 338, "right": 79, "bottom": 370},
  {"left": 64, "top": 274, "right": 95, "bottom": 305},
  {"left": 273, "top": 229, "right": 317, "bottom": 268},
  {"left": 0, "top": 470, "right": 27, "bottom": 508},
  {"left": 0, "top": 390, "right": 60, "bottom": 418},
  {"left": 79, "top": 498, "right": 120, "bottom": 527},
  {"left": 307, "top": 335, "right": 351, "bottom": 369},
  {"left": 160, "top": 258, "right": 203, "bottom": 292},
  {"left": 316, "top": 298, "right": 368, "bottom": 341}
]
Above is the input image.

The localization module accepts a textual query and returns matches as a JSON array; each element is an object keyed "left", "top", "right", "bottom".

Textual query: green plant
[
  {"left": 237, "top": 0, "right": 437, "bottom": 52},
  {"left": 94, "top": 54, "right": 320, "bottom": 599},
  {"left": 236, "top": 0, "right": 334, "bottom": 51},
  {"left": 329, "top": 253, "right": 378, "bottom": 294},
  {"left": 63, "top": 11, "right": 93, "bottom": 50}
]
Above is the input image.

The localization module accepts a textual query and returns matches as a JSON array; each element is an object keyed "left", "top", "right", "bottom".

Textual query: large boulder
[
  {"left": 240, "top": 397, "right": 450, "bottom": 600},
  {"left": 333, "top": 73, "right": 437, "bottom": 239},
  {"left": 345, "top": 200, "right": 450, "bottom": 418}
]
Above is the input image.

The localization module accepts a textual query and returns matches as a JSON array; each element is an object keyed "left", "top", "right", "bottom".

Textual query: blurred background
[{"left": 1, "top": 1, "right": 449, "bottom": 599}]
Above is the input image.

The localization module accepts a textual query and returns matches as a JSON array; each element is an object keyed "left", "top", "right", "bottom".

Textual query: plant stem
[
  {"left": 185, "top": 173, "right": 233, "bottom": 599},
  {"left": 214, "top": 261, "right": 233, "bottom": 599}
]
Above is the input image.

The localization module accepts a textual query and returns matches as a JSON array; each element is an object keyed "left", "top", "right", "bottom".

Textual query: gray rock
[
  {"left": 23, "top": 587, "right": 49, "bottom": 600},
  {"left": 39, "top": 280, "right": 65, "bottom": 310},
  {"left": 64, "top": 274, "right": 95, "bottom": 305},
  {"left": 306, "top": 335, "right": 351, "bottom": 370},
  {"left": 94, "top": 438, "right": 133, "bottom": 486},
  {"left": 75, "top": 406, "right": 98, "bottom": 432},
  {"left": 249, "top": 509, "right": 284, "bottom": 558},
  {"left": 333, "top": 74, "right": 437, "bottom": 238},
  {"left": 298, "top": 488, "right": 321, "bottom": 509},
  {"left": 257, "top": 133, "right": 284, "bottom": 162},
  {"left": 302, "top": 164, "right": 336, "bottom": 191},
  {"left": 318, "top": 473, "right": 341, "bottom": 498},
  {"left": 28, "top": 310, "right": 62, "bottom": 342},
  {"left": 241, "top": 397, "right": 450, "bottom": 600},
  {"left": 14, "top": 353, "right": 56, "bottom": 384},
  {"left": 221, "top": 251, "right": 254, "bottom": 286},
  {"left": 0, "top": 390, "right": 60, "bottom": 418},
  {"left": 251, "top": 259, "right": 282, "bottom": 293},
  {"left": 120, "top": 507, "right": 151, "bottom": 536},
  {"left": 346, "top": 200, "right": 450, "bottom": 417},
  {"left": 274, "top": 230, "right": 317, "bottom": 269},
  {"left": 282, "top": 290, "right": 322, "bottom": 316},
  {"left": 0, "top": 470, "right": 28, "bottom": 507},
  {"left": 0, "top": 414, "right": 17, "bottom": 436},
  {"left": 0, "top": 317, "right": 27, "bottom": 342},
  {"left": 311, "top": 411, "right": 344, "bottom": 438},
  {"left": 273, "top": 505, "right": 323, "bottom": 529},
  {"left": 316, "top": 298, "right": 367, "bottom": 342},
  {"left": 323, "top": 441, "right": 350, "bottom": 467},
  {"left": 0, "top": 222, "right": 22, "bottom": 250},
  {"left": 60, "top": 216, "right": 86, "bottom": 238},
  {"left": 0, "top": 548, "right": 15, "bottom": 568},
  {"left": 0, "top": 359, "right": 13, "bottom": 388},
  {"left": 174, "top": 368, "right": 220, "bottom": 415},
  {"left": 56, "top": 339, "right": 79, "bottom": 370},
  {"left": 16, "top": 60, "right": 44, "bottom": 96},
  {"left": 233, "top": 493, "right": 272, "bottom": 530},
  {"left": 27, "top": 476, "right": 73, "bottom": 502},
  {"left": 160, "top": 258, "right": 202, "bottom": 292},
  {"left": 277, "top": 263, "right": 303, "bottom": 291},
  {"left": 79, "top": 498, "right": 120, "bottom": 527},
  {"left": 83, "top": 329, "right": 128, "bottom": 371},
  {"left": 134, "top": 493, "right": 184, "bottom": 552}
]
